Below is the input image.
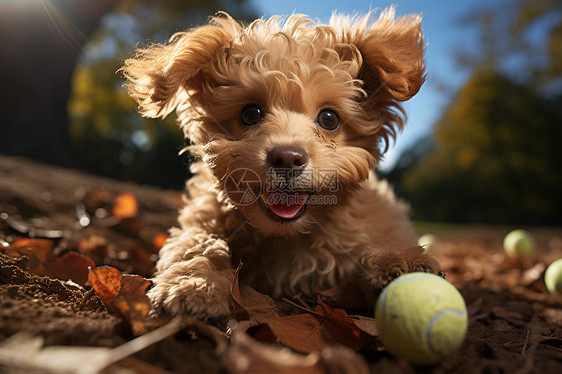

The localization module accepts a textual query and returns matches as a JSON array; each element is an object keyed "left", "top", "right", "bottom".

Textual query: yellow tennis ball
[
  {"left": 503, "top": 229, "right": 535, "bottom": 257},
  {"left": 375, "top": 272, "right": 468, "bottom": 365},
  {"left": 545, "top": 259, "right": 562, "bottom": 296}
]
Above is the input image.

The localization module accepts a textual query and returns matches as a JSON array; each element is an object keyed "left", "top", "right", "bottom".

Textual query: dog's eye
[
  {"left": 316, "top": 110, "right": 340, "bottom": 131},
  {"left": 241, "top": 105, "right": 264, "bottom": 126}
]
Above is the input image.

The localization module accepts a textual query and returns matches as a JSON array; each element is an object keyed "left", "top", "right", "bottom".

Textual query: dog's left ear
[
  {"left": 334, "top": 8, "right": 426, "bottom": 102},
  {"left": 331, "top": 8, "right": 426, "bottom": 146}
]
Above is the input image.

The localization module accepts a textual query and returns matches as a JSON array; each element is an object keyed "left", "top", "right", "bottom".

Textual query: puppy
[{"left": 123, "top": 7, "right": 442, "bottom": 318}]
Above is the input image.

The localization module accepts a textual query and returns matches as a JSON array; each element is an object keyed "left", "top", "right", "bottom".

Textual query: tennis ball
[
  {"left": 375, "top": 272, "right": 468, "bottom": 365},
  {"left": 545, "top": 259, "right": 562, "bottom": 296},
  {"left": 418, "top": 234, "right": 440, "bottom": 253},
  {"left": 503, "top": 229, "right": 535, "bottom": 257}
]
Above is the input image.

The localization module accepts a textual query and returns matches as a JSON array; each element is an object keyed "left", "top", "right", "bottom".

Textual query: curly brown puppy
[{"left": 123, "top": 7, "right": 442, "bottom": 318}]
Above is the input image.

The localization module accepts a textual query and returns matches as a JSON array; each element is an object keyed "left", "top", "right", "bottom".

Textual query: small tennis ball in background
[
  {"left": 375, "top": 272, "right": 468, "bottom": 366},
  {"left": 503, "top": 229, "right": 536, "bottom": 257},
  {"left": 545, "top": 259, "right": 562, "bottom": 296},
  {"left": 418, "top": 234, "right": 440, "bottom": 253}
]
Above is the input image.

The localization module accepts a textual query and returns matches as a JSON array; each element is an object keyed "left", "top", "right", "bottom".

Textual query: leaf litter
[{"left": 1, "top": 159, "right": 562, "bottom": 373}]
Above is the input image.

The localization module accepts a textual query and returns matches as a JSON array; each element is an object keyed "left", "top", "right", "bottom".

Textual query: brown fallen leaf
[
  {"left": 152, "top": 232, "right": 168, "bottom": 250},
  {"left": 4, "top": 237, "right": 54, "bottom": 275},
  {"left": 88, "top": 266, "right": 152, "bottom": 335},
  {"left": 231, "top": 263, "right": 280, "bottom": 323},
  {"left": 319, "top": 282, "right": 370, "bottom": 314},
  {"left": 127, "top": 242, "right": 156, "bottom": 277},
  {"left": 225, "top": 325, "right": 370, "bottom": 374},
  {"left": 111, "top": 217, "right": 144, "bottom": 237},
  {"left": 4, "top": 237, "right": 95, "bottom": 286},
  {"left": 267, "top": 313, "right": 328, "bottom": 353},
  {"left": 315, "top": 298, "right": 377, "bottom": 350},
  {"left": 88, "top": 266, "right": 123, "bottom": 305},
  {"left": 47, "top": 252, "right": 96, "bottom": 287},
  {"left": 231, "top": 264, "right": 374, "bottom": 352},
  {"left": 82, "top": 188, "right": 112, "bottom": 215},
  {"left": 112, "top": 192, "right": 138, "bottom": 219},
  {"left": 231, "top": 262, "right": 250, "bottom": 321},
  {"left": 265, "top": 298, "right": 376, "bottom": 353},
  {"left": 351, "top": 315, "right": 379, "bottom": 337}
]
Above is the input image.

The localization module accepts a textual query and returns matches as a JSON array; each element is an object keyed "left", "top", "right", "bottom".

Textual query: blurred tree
[
  {"left": 401, "top": 69, "right": 562, "bottom": 224},
  {"left": 385, "top": 0, "right": 562, "bottom": 224},
  {"left": 0, "top": 0, "right": 119, "bottom": 167},
  {"left": 68, "top": 0, "right": 255, "bottom": 188}
]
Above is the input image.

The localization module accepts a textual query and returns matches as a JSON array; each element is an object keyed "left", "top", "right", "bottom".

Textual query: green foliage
[
  {"left": 399, "top": 69, "right": 562, "bottom": 224},
  {"left": 68, "top": 0, "right": 255, "bottom": 188}
]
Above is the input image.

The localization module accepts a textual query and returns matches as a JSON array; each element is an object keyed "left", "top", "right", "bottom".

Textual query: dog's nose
[{"left": 267, "top": 147, "right": 309, "bottom": 171}]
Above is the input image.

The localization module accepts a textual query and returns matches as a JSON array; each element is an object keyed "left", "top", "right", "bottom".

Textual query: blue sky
[{"left": 247, "top": 0, "right": 489, "bottom": 170}]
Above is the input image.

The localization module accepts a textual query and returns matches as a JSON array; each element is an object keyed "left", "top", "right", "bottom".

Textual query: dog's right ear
[{"left": 122, "top": 15, "right": 238, "bottom": 118}]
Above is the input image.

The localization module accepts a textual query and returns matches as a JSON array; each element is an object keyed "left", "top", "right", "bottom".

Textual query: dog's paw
[
  {"left": 364, "top": 253, "right": 409, "bottom": 289},
  {"left": 403, "top": 246, "right": 446, "bottom": 278},
  {"left": 147, "top": 272, "right": 232, "bottom": 320}
]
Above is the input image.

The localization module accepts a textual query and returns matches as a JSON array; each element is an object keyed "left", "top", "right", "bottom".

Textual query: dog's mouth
[{"left": 259, "top": 189, "right": 311, "bottom": 221}]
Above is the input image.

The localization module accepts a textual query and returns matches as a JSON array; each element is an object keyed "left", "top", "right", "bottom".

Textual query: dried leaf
[
  {"left": 46, "top": 251, "right": 95, "bottom": 287},
  {"left": 265, "top": 299, "right": 375, "bottom": 353},
  {"left": 4, "top": 238, "right": 53, "bottom": 275},
  {"left": 152, "top": 232, "right": 168, "bottom": 250},
  {"left": 82, "top": 188, "right": 112, "bottom": 214},
  {"left": 239, "top": 285, "right": 280, "bottom": 323},
  {"left": 316, "top": 299, "right": 377, "bottom": 350},
  {"left": 88, "top": 266, "right": 152, "bottom": 335},
  {"left": 121, "top": 274, "right": 152, "bottom": 296},
  {"left": 113, "top": 294, "right": 152, "bottom": 335},
  {"left": 225, "top": 326, "right": 325, "bottom": 374},
  {"left": 5, "top": 237, "right": 95, "bottom": 286},
  {"left": 112, "top": 192, "right": 138, "bottom": 219},
  {"left": 231, "top": 265, "right": 373, "bottom": 353},
  {"left": 225, "top": 326, "right": 370, "bottom": 374},
  {"left": 127, "top": 242, "right": 156, "bottom": 277},
  {"left": 231, "top": 264, "right": 280, "bottom": 324},
  {"left": 112, "top": 217, "right": 143, "bottom": 237},
  {"left": 88, "top": 266, "right": 123, "bottom": 305},
  {"left": 267, "top": 313, "right": 328, "bottom": 353},
  {"left": 351, "top": 315, "right": 378, "bottom": 337},
  {"left": 76, "top": 234, "right": 111, "bottom": 259},
  {"left": 319, "top": 282, "right": 369, "bottom": 313}
]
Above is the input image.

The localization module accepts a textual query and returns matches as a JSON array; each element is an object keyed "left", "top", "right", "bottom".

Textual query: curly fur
[{"left": 123, "top": 7, "right": 440, "bottom": 318}]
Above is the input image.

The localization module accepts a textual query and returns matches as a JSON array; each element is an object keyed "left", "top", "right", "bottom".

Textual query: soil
[{"left": 1, "top": 155, "right": 561, "bottom": 373}]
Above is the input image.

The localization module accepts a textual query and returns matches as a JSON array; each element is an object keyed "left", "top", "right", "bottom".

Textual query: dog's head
[{"left": 123, "top": 8, "right": 425, "bottom": 236}]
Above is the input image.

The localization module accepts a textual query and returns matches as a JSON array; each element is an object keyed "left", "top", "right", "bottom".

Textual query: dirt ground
[{"left": 1, "top": 155, "right": 561, "bottom": 373}]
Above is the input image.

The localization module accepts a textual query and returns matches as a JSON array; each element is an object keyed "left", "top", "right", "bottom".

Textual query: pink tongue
[{"left": 267, "top": 190, "right": 308, "bottom": 219}]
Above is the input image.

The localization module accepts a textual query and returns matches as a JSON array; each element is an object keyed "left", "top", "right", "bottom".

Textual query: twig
[
  {"left": 521, "top": 328, "right": 530, "bottom": 356},
  {"left": 78, "top": 317, "right": 183, "bottom": 374}
]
